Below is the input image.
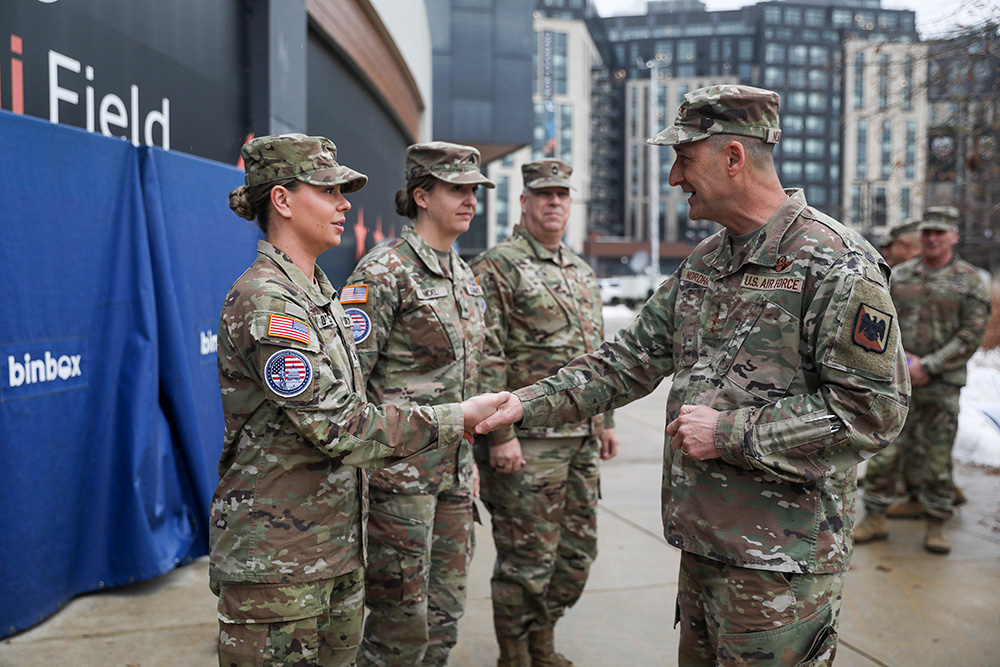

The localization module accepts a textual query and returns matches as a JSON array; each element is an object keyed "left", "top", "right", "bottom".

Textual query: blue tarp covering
[{"left": 0, "top": 111, "right": 259, "bottom": 636}]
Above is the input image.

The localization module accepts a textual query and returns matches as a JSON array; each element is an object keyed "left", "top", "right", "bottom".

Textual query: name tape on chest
[
  {"left": 264, "top": 348, "right": 313, "bottom": 398},
  {"left": 267, "top": 313, "right": 311, "bottom": 344},
  {"left": 343, "top": 307, "right": 372, "bottom": 344},
  {"left": 418, "top": 287, "right": 447, "bottom": 300},
  {"left": 340, "top": 284, "right": 368, "bottom": 304},
  {"left": 681, "top": 269, "right": 710, "bottom": 287},
  {"left": 740, "top": 274, "right": 803, "bottom": 293}
]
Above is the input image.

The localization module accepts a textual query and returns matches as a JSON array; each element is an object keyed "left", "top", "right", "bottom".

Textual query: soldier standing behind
[
  {"left": 346, "top": 142, "right": 494, "bottom": 666},
  {"left": 211, "top": 134, "right": 504, "bottom": 667},
  {"left": 475, "top": 86, "right": 910, "bottom": 665},
  {"left": 879, "top": 220, "right": 921, "bottom": 268},
  {"left": 471, "top": 159, "right": 618, "bottom": 667},
  {"left": 856, "top": 206, "right": 991, "bottom": 553}
]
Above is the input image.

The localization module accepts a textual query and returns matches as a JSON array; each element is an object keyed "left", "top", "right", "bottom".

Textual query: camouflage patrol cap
[
  {"left": 242, "top": 133, "right": 368, "bottom": 193},
  {"left": 648, "top": 84, "right": 782, "bottom": 146},
  {"left": 918, "top": 206, "right": 959, "bottom": 232},
  {"left": 406, "top": 141, "right": 495, "bottom": 188},
  {"left": 880, "top": 219, "right": 920, "bottom": 247},
  {"left": 522, "top": 159, "right": 575, "bottom": 190}
]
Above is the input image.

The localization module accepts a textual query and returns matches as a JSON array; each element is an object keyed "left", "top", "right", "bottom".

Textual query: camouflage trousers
[
  {"left": 862, "top": 382, "right": 960, "bottom": 521},
  {"left": 215, "top": 568, "right": 364, "bottom": 667},
  {"left": 358, "top": 482, "right": 475, "bottom": 667},
  {"left": 675, "top": 552, "right": 843, "bottom": 666},
  {"left": 477, "top": 435, "right": 600, "bottom": 638}
]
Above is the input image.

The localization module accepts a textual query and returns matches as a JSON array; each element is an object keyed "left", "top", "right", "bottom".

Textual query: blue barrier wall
[{"left": 0, "top": 111, "right": 260, "bottom": 636}]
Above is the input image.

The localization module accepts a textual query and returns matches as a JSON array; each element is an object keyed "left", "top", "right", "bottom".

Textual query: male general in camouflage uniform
[
  {"left": 476, "top": 86, "right": 910, "bottom": 666},
  {"left": 344, "top": 142, "right": 493, "bottom": 666},
  {"left": 471, "top": 159, "right": 618, "bottom": 667},
  {"left": 210, "top": 134, "right": 502, "bottom": 667},
  {"left": 857, "top": 206, "right": 990, "bottom": 553}
]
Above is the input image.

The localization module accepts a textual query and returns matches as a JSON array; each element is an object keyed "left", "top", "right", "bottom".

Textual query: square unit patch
[{"left": 852, "top": 303, "right": 893, "bottom": 353}]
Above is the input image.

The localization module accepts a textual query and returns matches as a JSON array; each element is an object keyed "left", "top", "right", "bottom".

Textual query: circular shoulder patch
[
  {"left": 264, "top": 348, "right": 313, "bottom": 398},
  {"left": 344, "top": 307, "right": 372, "bottom": 344}
]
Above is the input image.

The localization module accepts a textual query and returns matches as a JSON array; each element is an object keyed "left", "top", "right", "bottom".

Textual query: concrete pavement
[{"left": 3, "top": 311, "right": 1000, "bottom": 665}]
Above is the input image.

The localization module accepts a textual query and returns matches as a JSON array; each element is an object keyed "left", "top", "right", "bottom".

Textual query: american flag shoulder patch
[
  {"left": 340, "top": 284, "right": 369, "bottom": 303},
  {"left": 267, "top": 313, "right": 311, "bottom": 344}
]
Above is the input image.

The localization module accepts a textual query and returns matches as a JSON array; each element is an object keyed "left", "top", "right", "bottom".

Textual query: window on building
[
  {"left": 809, "top": 186, "right": 827, "bottom": 205},
  {"left": 677, "top": 64, "right": 695, "bottom": 77},
  {"left": 900, "top": 187, "right": 911, "bottom": 220},
  {"left": 851, "top": 185, "right": 863, "bottom": 223},
  {"left": 881, "top": 121, "right": 892, "bottom": 179},
  {"left": 495, "top": 176, "right": 509, "bottom": 243},
  {"left": 831, "top": 141, "right": 840, "bottom": 159},
  {"left": 830, "top": 163, "right": 840, "bottom": 181},
  {"left": 738, "top": 64, "right": 752, "bottom": 81},
  {"left": 765, "top": 67, "right": 785, "bottom": 87},
  {"left": 764, "top": 6, "right": 782, "bottom": 23},
  {"left": 808, "top": 68, "right": 828, "bottom": 88},
  {"left": 805, "top": 161, "right": 824, "bottom": 181},
  {"left": 788, "top": 69, "right": 806, "bottom": 87},
  {"left": 502, "top": 154, "right": 514, "bottom": 167},
  {"left": 905, "top": 121, "right": 916, "bottom": 179},
  {"left": 832, "top": 10, "right": 852, "bottom": 27},
  {"left": 554, "top": 32, "right": 568, "bottom": 96},
  {"left": 878, "top": 54, "right": 889, "bottom": 110},
  {"left": 789, "top": 45, "right": 807, "bottom": 65},
  {"left": 560, "top": 105, "right": 573, "bottom": 163},
  {"left": 630, "top": 146, "right": 638, "bottom": 197},
  {"left": 879, "top": 12, "right": 898, "bottom": 29},
  {"left": 630, "top": 87, "right": 637, "bottom": 137},
  {"left": 784, "top": 115, "right": 804, "bottom": 133},
  {"left": 810, "top": 46, "right": 828, "bottom": 67},
  {"left": 853, "top": 52, "right": 864, "bottom": 109},
  {"left": 808, "top": 92, "right": 826, "bottom": 111},
  {"left": 533, "top": 102, "right": 547, "bottom": 159},
  {"left": 805, "top": 138, "right": 825, "bottom": 156},
  {"left": 805, "top": 9, "right": 825, "bottom": 27},
  {"left": 677, "top": 40, "right": 696, "bottom": 62},
  {"left": 805, "top": 117, "right": 825, "bottom": 135},
  {"left": 738, "top": 39, "right": 753, "bottom": 60},
  {"left": 787, "top": 92, "right": 807, "bottom": 111},
  {"left": 857, "top": 120, "right": 868, "bottom": 178},
  {"left": 874, "top": 187, "right": 887, "bottom": 227},
  {"left": 785, "top": 7, "right": 802, "bottom": 25},
  {"left": 784, "top": 138, "right": 803, "bottom": 156},
  {"left": 902, "top": 56, "right": 914, "bottom": 111},
  {"left": 784, "top": 161, "right": 803, "bottom": 180}
]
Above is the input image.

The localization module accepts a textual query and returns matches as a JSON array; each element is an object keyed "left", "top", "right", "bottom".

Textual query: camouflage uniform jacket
[
  {"left": 472, "top": 225, "right": 613, "bottom": 445},
  {"left": 514, "top": 190, "right": 909, "bottom": 574},
  {"left": 891, "top": 254, "right": 990, "bottom": 387},
  {"left": 345, "top": 225, "right": 485, "bottom": 495},
  {"left": 210, "top": 240, "right": 464, "bottom": 586}
]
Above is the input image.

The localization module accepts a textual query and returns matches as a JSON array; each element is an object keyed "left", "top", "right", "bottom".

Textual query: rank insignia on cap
[
  {"left": 264, "top": 348, "right": 312, "bottom": 398},
  {"left": 344, "top": 307, "right": 372, "bottom": 344},
  {"left": 340, "top": 284, "right": 368, "bottom": 304},
  {"left": 267, "top": 314, "right": 311, "bottom": 345},
  {"left": 852, "top": 303, "right": 893, "bottom": 353}
]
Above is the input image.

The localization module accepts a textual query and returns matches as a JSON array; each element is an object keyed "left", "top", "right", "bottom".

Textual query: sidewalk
[{"left": 4, "top": 316, "right": 1000, "bottom": 665}]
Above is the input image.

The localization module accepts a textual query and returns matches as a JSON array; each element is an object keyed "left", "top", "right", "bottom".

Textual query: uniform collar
[
  {"left": 705, "top": 188, "right": 808, "bottom": 275},
  {"left": 513, "top": 224, "right": 571, "bottom": 267},
  {"left": 257, "top": 239, "right": 334, "bottom": 307},
  {"left": 401, "top": 225, "right": 456, "bottom": 278}
]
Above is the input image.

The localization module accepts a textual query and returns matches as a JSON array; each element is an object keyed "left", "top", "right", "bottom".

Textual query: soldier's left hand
[
  {"left": 906, "top": 354, "right": 931, "bottom": 386},
  {"left": 666, "top": 405, "right": 721, "bottom": 461},
  {"left": 600, "top": 428, "right": 619, "bottom": 461}
]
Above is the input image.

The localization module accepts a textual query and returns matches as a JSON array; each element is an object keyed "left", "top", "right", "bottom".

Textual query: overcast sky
[{"left": 589, "top": 0, "right": 997, "bottom": 38}]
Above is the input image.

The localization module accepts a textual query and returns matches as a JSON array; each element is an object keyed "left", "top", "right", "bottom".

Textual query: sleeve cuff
[
  {"left": 513, "top": 385, "right": 543, "bottom": 428},
  {"left": 487, "top": 426, "right": 515, "bottom": 446},
  {"left": 432, "top": 403, "right": 465, "bottom": 449},
  {"left": 920, "top": 355, "right": 940, "bottom": 376},
  {"left": 714, "top": 408, "right": 752, "bottom": 469}
]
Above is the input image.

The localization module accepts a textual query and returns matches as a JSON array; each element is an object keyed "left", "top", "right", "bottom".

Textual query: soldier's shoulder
[
  {"left": 473, "top": 237, "right": 526, "bottom": 268},
  {"left": 684, "top": 230, "right": 725, "bottom": 268},
  {"left": 792, "top": 207, "right": 884, "bottom": 269},
  {"left": 224, "top": 260, "right": 300, "bottom": 320}
]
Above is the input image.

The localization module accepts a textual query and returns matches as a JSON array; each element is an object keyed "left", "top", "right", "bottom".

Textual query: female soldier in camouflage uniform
[
  {"left": 211, "top": 134, "right": 503, "bottom": 667},
  {"left": 344, "top": 142, "right": 493, "bottom": 666}
]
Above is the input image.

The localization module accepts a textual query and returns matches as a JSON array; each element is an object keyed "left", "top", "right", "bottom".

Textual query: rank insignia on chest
[
  {"left": 343, "top": 307, "right": 372, "bottom": 344},
  {"left": 340, "top": 284, "right": 368, "bottom": 304},
  {"left": 267, "top": 314, "right": 311, "bottom": 344},
  {"left": 852, "top": 303, "right": 893, "bottom": 353}
]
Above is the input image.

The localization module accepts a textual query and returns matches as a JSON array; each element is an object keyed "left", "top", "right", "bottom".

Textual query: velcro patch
[
  {"left": 852, "top": 303, "right": 893, "bottom": 353},
  {"left": 344, "top": 307, "right": 372, "bottom": 344},
  {"left": 267, "top": 314, "right": 311, "bottom": 344},
  {"left": 340, "top": 284, "right": 368, "bottom": 304},
  {"left": 741, "top": 273, "right": 803, "bottom": 292},
  {"left": 418, "top": 287, "right": 447, "bottom": 300},
  {"left": 264, "top": 348, "right": 312, "bottom": 398}
]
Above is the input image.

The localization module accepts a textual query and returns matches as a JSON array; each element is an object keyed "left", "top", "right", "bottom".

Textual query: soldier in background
[
  {"left": 345, "top": 142, "right": 493, "bottom": 666},
  {"left": 472, "top": 159, "right": 618, "bottom": 667},
  {"left": 211, "top": 134, "right": 504, "bottom": 667},
  {"left": 879, "top": 220, "right": 921, "bottom": 268},
  {"left": 856, "top": 206, "right": 991, "bottom": 553},
  {"left": 475, "top": 86, "right": 910, "bottom": 665}
]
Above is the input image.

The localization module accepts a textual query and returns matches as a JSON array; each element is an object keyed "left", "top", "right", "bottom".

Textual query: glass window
[
  {"left": 873, "top": 187, "right": 887, "bottom": 226},
  {"left": 677, "top": 64, "right": 695, "bottom": 77},
  {"left": 879, "top": 13, "right": 898, "bottom": 28},
  {"left": 808, "top": 92, "right": 826, "bottom": 111},
  {"left": 856, "top": 119, "right": 867, "bottom": 179},
  {"left": 738, "top": 64, "right": 752, "bottom": 81},
  {"left": 805, "top": 138, "right": 825, "bottom": 156},
  {"left": 787, "top": 92, "right": 807, "bottom": 111},
  {"left": 902, "top": 56, "right": 914, "bottom": 111},
  {"left": 881, "top": 121, "right": 892, "bottom": 179},
  {"left": 784, "top": 161, "right": 803, "bottom": 180},
  {"left": 788, "top": 69, "right": 806, "bottom": 87},
  {"left": 553, "top": 32, "right": 568, "bottom": 96},
  {"left": 764, "top": 6, "right": 782, "bottom": 23},
  {"left": 765, "top": 43, "right": 785, "bottom": 64},
  {"left": 677, "top": 40, "right": 696, "bottom": 62},
  {"left": 851, "top": 186, "right": 863, "bottom": 223},
  {"left": 739, "top": 39, "right": 753, "bottom": 60},
  {"left": 776, "top": 28, "right": 793, "bottom": 41},
  {"left": 831, "top": 141, "right": 840, "bottom": 159},
  {"left": 830, "top": 163, "right": 840, "bottom": 181},
  {"left": 783, "top": 138, "right": 803, "bottom": 156},
  {"left": 832, "top": 10, "right": 852, "bottom": 27},
  {"left": 630, "top": 146, "right": 638, "bottom": 196},
  {"left": 765, "top": 67, "right": 785, "bottom": 87},
  {"left": 810, "top": 46, "right": 828, "bottom": 67},
  {"left": 809, "top": 186, "right": 827, "bottom": 205},
  {"left": 878, "top": 54, "right": 888, "bottom": 110},
  {"left": 854, "top": 52, "right": 864, "bottom": 109},
  {"left": 805, "top": 161, "right": 824, "bottom": 180},
  {"left": 856, "top": 12, "right": 876, "bottom": 30},
  {"left": 905, "top": 121, "right": 916, "bottom": 179},
  {"left": 805, "top": 116, "right": 826, "bottom": 135},
  {"left": 495, "top": 176, "right": 509, "bottom": 243},
  {"left": 900, "top": 187, "right": 911, "bottom": 220},
  {"left": 789, "top": 45, "right": 808, "bottom": 66},
  {"left": 808, "top": 68, "right": 828, "bottom": 88},
  {"left": 805, "top": 9, "right": 825, "bottom": 27},
  {"left": 785, "top": 8, "right": 802, "bottom": 25},
  {"left": 560, "top": 105, "right": 573, "bottom": 163},
  {"left": 784, "top": 115, "right": 804, "bottom": 133}
]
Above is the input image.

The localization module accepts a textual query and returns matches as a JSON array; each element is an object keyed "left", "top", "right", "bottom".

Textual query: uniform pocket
[
  {"left": 725, "top": 298, "right": 801, "bottom": 403},
  {"left": 716, "top": 604, "right": 837, "bottom": 667},
  {"left": 365, "top": 501, "right": 429, "bottom": 604}
]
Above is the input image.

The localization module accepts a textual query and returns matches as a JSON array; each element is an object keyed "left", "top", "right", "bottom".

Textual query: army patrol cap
[
  {"left": 242, "top": 133, "right": 368, "bottom": 193},
  {"left": 649, "top": 84, "right": 782, "bottom": 146},
  {"left": 406, "top": 141, "right": 495, "bottom": 188},
  {"left": 918, "top": 206, "right": 959, "bottom": 232},
  {"left": 522, "top": 159, "right": 575, "bottom": 190},
  {"left": 880, "top": 219, "right": 920, "bottom": 247}
]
